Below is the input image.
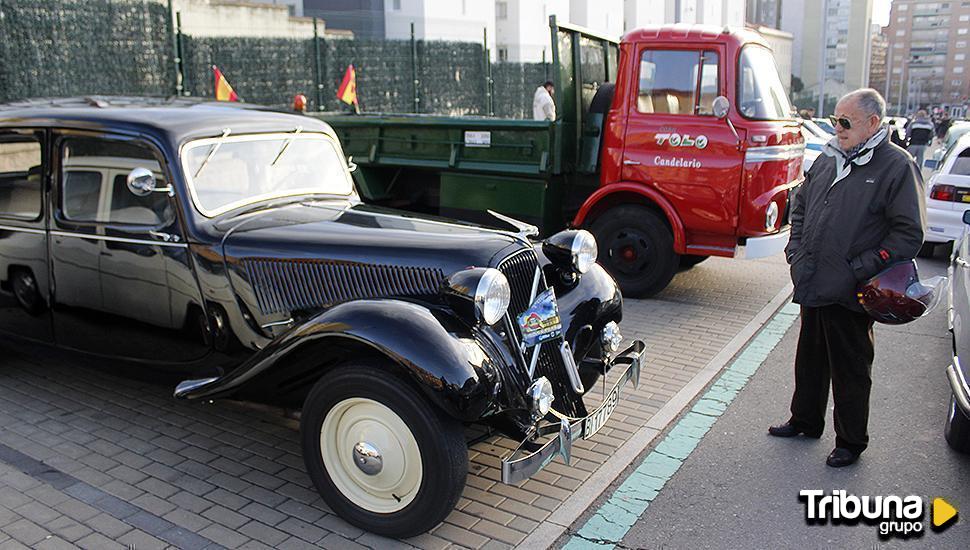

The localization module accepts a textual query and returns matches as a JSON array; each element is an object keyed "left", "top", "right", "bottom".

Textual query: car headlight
[
  {"left": 475, "top": 269, "right": 511, "bottom": 325},
  {"left": 443, "top": 267, "right": 511, "bottom": 326},
  {"left": 766, "top": 202, "right": 779, "bottom": 231},
  {"left": 543, "top": 229, "right": 599, "bottom": 274},
  {"left": 601, "top": 321, "right": 622, "bottom": 353},
  {"left": 528, "top": 377, "right": 554, "bottom": 418}
]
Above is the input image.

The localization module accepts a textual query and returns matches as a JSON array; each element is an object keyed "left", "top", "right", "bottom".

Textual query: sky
[{"left": 873, "top": 0, "right": 891, "bottom": 27}]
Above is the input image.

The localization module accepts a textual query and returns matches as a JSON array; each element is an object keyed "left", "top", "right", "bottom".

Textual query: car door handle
[
  {"left": 623, "top": 160, "right": 641, "bottom": 166},
  {"left": 958, "top": 258, "right": 970, "bottom": 269},
  {"left": 149, "top": 231, "right": 180, "bottom": 243}
]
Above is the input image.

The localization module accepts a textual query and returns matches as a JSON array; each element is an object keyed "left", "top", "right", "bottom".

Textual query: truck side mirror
[
  {"left": 712, "top": 96, "right": 730, "bottom": 119},
  {"left": 963, "top": 210, "right": 970, "bottom": 225}
]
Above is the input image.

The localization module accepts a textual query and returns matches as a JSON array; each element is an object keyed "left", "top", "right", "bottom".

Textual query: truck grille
[
  {"left": 244, "top": 258, "right": 443, "bottom": 315},
  {"left": 498, "top": 249, "right": 588, "bottom": 418}
]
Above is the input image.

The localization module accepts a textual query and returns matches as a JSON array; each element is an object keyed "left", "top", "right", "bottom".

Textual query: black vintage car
[{"left": 0, "top": 97, "right": 643, "bottom": 537}]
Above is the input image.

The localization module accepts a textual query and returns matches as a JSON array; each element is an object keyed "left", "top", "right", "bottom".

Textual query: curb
[{"left": 517, "top": 282, "right": 795, "bottom": 550}]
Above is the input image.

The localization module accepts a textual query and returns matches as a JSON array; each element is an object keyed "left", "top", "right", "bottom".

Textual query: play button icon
[{"left": 932, "top": 498, "right": 958, "bottom": 531}]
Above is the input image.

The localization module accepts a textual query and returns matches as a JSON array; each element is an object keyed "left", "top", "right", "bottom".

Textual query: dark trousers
[{"left": 789, "top": 304, "right": 875, "bottom": 454}]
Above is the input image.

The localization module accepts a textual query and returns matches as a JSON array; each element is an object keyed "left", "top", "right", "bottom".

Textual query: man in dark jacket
[{"left": 769, "top": 89, "right": 925, "bottom": 467}]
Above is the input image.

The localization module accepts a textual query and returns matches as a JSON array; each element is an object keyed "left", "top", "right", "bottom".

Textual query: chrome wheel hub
[{"left": 352, "top": 441, "right": 383, "bottom": 475}]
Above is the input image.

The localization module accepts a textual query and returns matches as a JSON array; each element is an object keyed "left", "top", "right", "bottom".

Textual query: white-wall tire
[
  {"left": 320, "top": 397, "right": 422, "bottom": 513},
  {"left": 300, "top": 360, "right": 467, "bottom": 538}
]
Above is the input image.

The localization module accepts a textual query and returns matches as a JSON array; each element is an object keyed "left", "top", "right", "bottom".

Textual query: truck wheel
[
  {"left": 300, "top": 361, "right": 467, "bottom": 538},
  {"left": 591, "top": 206, "right": 678, "bottom": 298},
  {"left": 944, "top": 393, "right": 970, "bottom": 454}
]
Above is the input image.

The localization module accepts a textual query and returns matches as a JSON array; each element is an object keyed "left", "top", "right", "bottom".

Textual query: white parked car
[
  {"left": 800, "top": 121, "right": 829, "bottom": 174},
  {"left": 924, "top": 134, "right": 970, "bottom": 255}
]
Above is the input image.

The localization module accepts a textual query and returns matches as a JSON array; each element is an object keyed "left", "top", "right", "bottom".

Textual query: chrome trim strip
[
  {"left": 501, "top": 340, "right": 644, "bottom": 484},
  {"left": 744, "top": 144, "right": 806, "bottom": 162},
  {"left": 49, "top": 231, "right": 189, "bottom": 248},
  {"left": 947, "top": 356, "right": 970, "bottom": 416},
  {"left": 0, "top": 224, "right": 45, "bottom": 235},
  {"left": 174, "top": 377, "right": 220, "bottom": 398}
]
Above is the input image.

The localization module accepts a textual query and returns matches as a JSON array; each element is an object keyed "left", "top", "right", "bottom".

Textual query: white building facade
[
  {"left": 384, "top": 0, "right": 495, "bottom": 56},
  {"left": 494, "top": 0, "right": 569, "bottom": 62},
  {"left": 569, "top": 0, "right": 625, "bottom": 38},
  {"left": 624, "top": 0, "right": 744, "bottom": 30}
]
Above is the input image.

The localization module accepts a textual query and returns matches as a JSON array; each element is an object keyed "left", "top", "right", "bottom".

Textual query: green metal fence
[{"left": 0, "top": 0, "right": 551, "bottom": 119}]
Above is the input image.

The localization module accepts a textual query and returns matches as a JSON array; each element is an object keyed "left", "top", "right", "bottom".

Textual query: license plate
[{"left": 583, "top": 385, "right": 620, "bottom": 440}]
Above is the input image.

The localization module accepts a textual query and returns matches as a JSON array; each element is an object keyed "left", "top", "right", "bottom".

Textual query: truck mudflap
[{"left": 501, "top": 340, "right": 644, "bottom": 484}]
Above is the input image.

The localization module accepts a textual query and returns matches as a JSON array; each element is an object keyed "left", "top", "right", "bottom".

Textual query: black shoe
[
  {"left": 768, "top": 422, "right": 820, "bottom": 438},
  {"left": 826, "top": 447, "right": 860, "bottom": 468}
]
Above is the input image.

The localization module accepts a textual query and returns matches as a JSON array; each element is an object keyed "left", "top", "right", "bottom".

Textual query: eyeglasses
[{"left": 829, "top": 115, "right": 853, "bottom": 130}]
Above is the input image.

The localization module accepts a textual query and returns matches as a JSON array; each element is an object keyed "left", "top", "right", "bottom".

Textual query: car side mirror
[
  {"left": 712, "top": 96, "right": 730, "bottom": 119},
  {"left": 127, "top": 168, "right": 156, "bottom": 196},
  {"left": 127, "top": 167, "right": 174, "bottom": 197},
  {"left": 963, "top": 210, "right": 970, "bottom": 225}
]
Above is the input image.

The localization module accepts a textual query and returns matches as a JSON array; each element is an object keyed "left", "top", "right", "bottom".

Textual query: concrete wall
[{"left": 169, "top": 0, "right": 325, "bottom": 38}]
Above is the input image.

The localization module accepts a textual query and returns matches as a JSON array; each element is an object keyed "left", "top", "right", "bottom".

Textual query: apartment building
[
  {"left": 869, "top": 25, "right": 888, "bottom": 99},
  {"left": 781, "top": 0, "right": 873, "bottom": 107},
  {"left": 885, "top": 0, "right": 970, "bottom": 113}
]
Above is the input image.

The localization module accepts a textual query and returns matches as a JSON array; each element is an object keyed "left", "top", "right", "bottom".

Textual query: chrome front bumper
[
  {"left": 501, "top": 340, "right": 644, "bottom": 485},
  {"left": 734, "top": 228, "right": 790, "bottom": 260},
  {"left": 947, "top": 356, "right": 970, "bottom": 417}
]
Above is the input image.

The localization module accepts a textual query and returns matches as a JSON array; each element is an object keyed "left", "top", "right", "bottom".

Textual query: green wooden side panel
[{"left": 439, "top": 173, "right": 564, "bottom": 234}]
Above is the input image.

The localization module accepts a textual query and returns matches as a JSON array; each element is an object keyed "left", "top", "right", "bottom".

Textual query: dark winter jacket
[
  {"left": 907, "top": 117, "right": 935, "bottom": 146},
  {"left": 786, "top": 127, "right": 926, "bottom": 311}
]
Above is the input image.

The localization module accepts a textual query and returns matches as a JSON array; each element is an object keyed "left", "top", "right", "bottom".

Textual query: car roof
[{"left": 0, "top": 96, "right": 334, "bottom": 145}]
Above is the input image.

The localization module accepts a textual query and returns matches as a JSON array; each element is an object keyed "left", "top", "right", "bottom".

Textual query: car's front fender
[{"left": 175, "top": 299, "right": 501, "bottom": 422}]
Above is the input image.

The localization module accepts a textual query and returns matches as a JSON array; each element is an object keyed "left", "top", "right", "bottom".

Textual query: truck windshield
[
  {"left": 182, "top": 133, "right": 354, "bottom": 217},
  {"left": 737, "top": 45, "right": 793, "bottom": 120}
]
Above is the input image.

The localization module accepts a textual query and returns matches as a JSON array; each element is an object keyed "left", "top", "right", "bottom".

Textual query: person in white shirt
[{"left": 533, "top": 81, "right": 556, "bottom": 121}]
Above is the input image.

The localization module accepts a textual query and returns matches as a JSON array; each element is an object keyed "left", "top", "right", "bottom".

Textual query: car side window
[
  {"left": 637, "top": 50, "right": 719, "bottom": 116},
  {"left": 0, "top": 134, "right": 43, "bottom": 220},
  {"left": 60, "top": 137, "right": 172, "bottom": 226}
]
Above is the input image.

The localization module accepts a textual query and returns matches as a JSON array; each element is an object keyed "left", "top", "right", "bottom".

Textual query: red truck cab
[{"left": 574, "top": 25, "right": 803, "bottom": 296}]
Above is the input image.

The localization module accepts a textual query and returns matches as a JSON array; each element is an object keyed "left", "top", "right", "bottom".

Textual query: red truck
[{"left": 320, "top": 19, "right": 804, "bottom": 296}]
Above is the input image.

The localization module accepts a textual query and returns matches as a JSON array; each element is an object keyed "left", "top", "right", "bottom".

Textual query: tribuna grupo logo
[{"left": 799, "top": 490, "right": 959, "bottom": 539}]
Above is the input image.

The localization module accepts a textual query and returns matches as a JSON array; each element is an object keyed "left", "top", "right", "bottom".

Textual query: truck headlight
[
  {"left": 529, "top": 376, "right": 554, "bottom": 418},
  {"left": 443, "top": 267, "right": 511, "bottom": 326},
  {"left": 543, "top": 229, "right": 598, "bottom": 274},
  {"left": 766, "top": 202, "right": 779, "bottom": 231}
]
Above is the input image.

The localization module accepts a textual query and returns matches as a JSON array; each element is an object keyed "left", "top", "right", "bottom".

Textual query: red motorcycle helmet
[{"left": 857, "top": 260, "right": 947, "bottom": 325}]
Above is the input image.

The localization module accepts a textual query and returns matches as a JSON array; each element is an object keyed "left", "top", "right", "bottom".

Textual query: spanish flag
[
  {"left": 213, "top": 65, "right": 240, "bottom": 102},
  {"left": 337, "top": 64, "right": 358, "bottom": 108}
]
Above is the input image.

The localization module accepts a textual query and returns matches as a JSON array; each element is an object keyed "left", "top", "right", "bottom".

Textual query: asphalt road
[{"left": 619, "top": 254, "right": 970, "bottom": 549}]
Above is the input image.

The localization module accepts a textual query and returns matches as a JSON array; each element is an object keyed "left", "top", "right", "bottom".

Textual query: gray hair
[{"left": 841, "top": 88, "right": 887, "bottom": 119}]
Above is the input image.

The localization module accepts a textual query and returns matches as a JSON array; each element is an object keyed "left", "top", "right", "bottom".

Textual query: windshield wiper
[
  {"left": 271, "top": 126, "right": 303, "bottom": 167},
  {"left": 194, "top": 128, "right": 232, "bottom": 179}
]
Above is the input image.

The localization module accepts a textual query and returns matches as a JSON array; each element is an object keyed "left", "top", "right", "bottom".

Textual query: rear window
[
  {"left": 950, "top": 148, "right": 970, "bottom": 176},
  {"left": 0, "top": 135, "right": 42, "bottom": 220}
]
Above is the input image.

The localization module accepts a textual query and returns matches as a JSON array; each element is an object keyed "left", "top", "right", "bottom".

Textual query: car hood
[{"left": 219, "top": 202, "right": 524, "bottom": 321}]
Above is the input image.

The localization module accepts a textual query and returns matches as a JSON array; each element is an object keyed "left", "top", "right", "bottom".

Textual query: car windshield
[
  {"left": 182, "top": 133, "right": 354, "bottom": 217},
  {"left": 737, "top": 45, "right": 793, "bottom": 120}
]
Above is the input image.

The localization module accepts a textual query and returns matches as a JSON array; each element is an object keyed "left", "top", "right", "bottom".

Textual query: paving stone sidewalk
[{"left": 0, "top": 255, "right": 790, "bottom": 549}]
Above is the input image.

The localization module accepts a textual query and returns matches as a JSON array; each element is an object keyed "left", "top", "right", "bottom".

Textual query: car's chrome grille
[
  {"left": 498, "top": 249, "right": 588, "bottom": 418},
  {"left": 244, "top": 258, "right": 444, "bottom": 315}
]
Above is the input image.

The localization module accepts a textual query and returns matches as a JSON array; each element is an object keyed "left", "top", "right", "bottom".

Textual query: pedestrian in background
[
  {"left": 533, "top": 81, "right": 556, "bottom": 121},
  {"left": 769, "top": 88, "right": 925, "bottom": 467},
  {"left": 888, "top": 119, "right": 906, "bottom": 148},
  {"left": 906, "top": 109, "right": 935, "bottom": 167}
]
